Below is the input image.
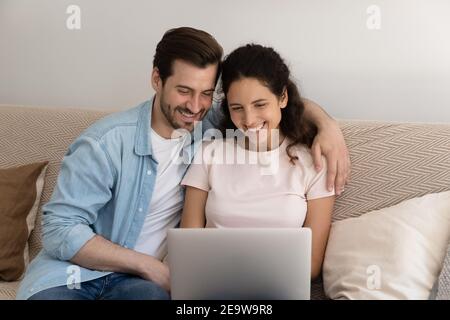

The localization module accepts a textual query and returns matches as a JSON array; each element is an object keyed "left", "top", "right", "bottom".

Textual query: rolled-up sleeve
[
  {"left": 42, "top": 134, "right": 115, "bottom": 261},
  {"left": 305, "top": 155, "right": 335, "bottom": 200}
]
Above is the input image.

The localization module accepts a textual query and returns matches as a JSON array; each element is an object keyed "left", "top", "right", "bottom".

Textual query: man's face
[{"left": 153, "top": 60, "right": 218, "bottom": 133}]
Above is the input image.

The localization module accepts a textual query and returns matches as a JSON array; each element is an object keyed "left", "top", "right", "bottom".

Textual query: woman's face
[{"left": 226, "top": 77, "right": 287, "bottom": 150}]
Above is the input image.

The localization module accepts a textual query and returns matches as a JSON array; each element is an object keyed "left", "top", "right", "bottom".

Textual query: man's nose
[{"left": 186, "top": 95, "right": 201, "bottom": 114}]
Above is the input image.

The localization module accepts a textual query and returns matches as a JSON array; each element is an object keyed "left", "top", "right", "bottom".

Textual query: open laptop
[{"left": 167, "top": 228, "right": 311, "bottom": 300}]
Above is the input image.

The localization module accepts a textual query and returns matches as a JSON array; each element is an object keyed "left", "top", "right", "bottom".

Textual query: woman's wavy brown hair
[{"left": 219, "top": 44, "right": 317, "bottom": 163}]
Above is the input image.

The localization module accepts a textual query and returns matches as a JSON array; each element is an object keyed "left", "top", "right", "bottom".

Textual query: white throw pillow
[{"left": 323, "top": 191, "right": 450, "bottom": 300}]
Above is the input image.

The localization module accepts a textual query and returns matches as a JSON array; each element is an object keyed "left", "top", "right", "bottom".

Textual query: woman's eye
[
  {"left": 255, "top": 104, "right": 266, "bottom": 108},
  {"left": 230, "top": 107, "right": 242, "bottom": 111}
]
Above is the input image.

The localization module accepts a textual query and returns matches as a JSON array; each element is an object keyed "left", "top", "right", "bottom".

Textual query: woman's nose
[{"left": 243, "top": 113, "right": 258, "bottom": 128}]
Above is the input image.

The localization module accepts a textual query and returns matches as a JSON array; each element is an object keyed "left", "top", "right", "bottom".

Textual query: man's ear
[
  {"left": 280, "top": 87, "right": 288, "bottom": 109},
  {"left": 151, "top": 67, "right": 162, "bottom": 92}
]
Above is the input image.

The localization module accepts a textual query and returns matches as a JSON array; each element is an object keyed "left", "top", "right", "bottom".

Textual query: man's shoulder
[
  {"left": 81, "top": 100, "right": 149, "bottom": 141},
  {"left": 289, "top": 143, "right": 328, "bottom": 174},
  {"left": 201, "top": 99, "right": 223, "bottom": 132}
]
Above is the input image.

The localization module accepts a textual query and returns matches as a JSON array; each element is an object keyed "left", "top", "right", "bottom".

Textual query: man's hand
[
  {"left": 138, "top": 255, "right": 171, "bottom": 293},
  {"left": 302, "top": 98, "right": 351, "bottom": 195},
  {"left": 71, "top": 235, "right": 171, "bottom": 293},
  {"left": 311, "top": 119, "right": 351, "bottom": 196}
]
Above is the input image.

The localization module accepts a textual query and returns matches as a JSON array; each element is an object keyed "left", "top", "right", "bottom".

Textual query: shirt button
[
  {"left": 138, "top": 208, "right": 143, "bottom": 212},
  {"left": 147, "top": 170, "right": 152, "bottom": 175}
]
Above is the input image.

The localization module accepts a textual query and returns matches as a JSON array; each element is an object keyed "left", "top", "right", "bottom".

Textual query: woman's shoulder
[
  {"left": 286, "top": 141, "right": 325, "bottom": 171},
  {"left": 284, "top": 139, "right": 310, "bottom": 158},
  {"left": 195, "top": 138, "right": 231, "bottom": 162},
  {"left": 199, "top": 137, "right": 233, "bottom": 150},
  {"left": 198, "top": 138, "right": 227, "bottom": 150}
]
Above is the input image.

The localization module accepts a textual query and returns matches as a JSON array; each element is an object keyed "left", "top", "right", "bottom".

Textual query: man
[{"left": 17, "top": 27, "right": 350, "bottom": 300}]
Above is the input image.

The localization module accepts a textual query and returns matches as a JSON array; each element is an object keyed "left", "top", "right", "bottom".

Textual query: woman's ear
[
  {"left": 151, "top": 67, "right": 162, "bottom": 92},
  {"left": 280, "top": 87, "right": 288, "bottom": 109}
]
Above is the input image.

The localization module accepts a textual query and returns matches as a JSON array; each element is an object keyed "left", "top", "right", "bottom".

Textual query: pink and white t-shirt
[{"left": 181, "top": 138, "right": 335, "bottom": 228}]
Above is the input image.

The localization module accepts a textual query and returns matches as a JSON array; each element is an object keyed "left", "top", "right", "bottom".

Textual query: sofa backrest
[
  {"left": 0, "top": 105, "right": 110, "bottom": 261},
  {"left": 1, "top": 105, "right": 450, "bottom": 261},
  {"left": 335, "top": 120, "right": 450, "bottom": 221}
]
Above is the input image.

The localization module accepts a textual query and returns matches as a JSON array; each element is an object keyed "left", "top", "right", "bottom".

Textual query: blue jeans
[{"left": 28, "top": 273, "right": 170, "bottom": 300}]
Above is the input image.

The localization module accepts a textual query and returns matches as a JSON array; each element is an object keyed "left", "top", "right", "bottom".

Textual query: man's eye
[
  {"left": 202, "top": 92, "right": 213, "bottom": 97},
  {"left": 178, "top": 89, "right": 189, "bottom": 94},
  {"left": 255, "top": 104, "right": 266, "bottom": 108}
]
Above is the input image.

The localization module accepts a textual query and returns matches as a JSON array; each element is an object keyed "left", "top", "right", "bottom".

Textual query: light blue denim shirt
[{"left": 16, "top": 99, "right": 218, "bottom": 299}]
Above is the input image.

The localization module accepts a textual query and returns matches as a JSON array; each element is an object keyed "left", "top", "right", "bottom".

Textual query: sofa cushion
[
  {"left": 436, "top": 243, "right": 450, "bottom": 300},
  {"left": 0, "top": 162, "right": 48, "bottom": 281},
  {"left": 323, "top": 191, "right": 450, "bottom": 299},
  {"left": 0, "top": 280, "right": 21, "bottom": 300},
  {"left": 334, "top": 121, "right": 450, "bottom": 222}
]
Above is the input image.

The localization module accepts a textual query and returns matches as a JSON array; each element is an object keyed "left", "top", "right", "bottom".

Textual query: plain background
[{"left": 0, "top": 0, "right": 449, "bottom": 122}]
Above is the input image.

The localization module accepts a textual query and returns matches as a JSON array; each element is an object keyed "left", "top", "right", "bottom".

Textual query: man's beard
[
  {"left": 159, "top": 94, "right": 205, "bottom": 131},
  {"left": 160, "top": 100, "right": 182, "bottom": 130}
]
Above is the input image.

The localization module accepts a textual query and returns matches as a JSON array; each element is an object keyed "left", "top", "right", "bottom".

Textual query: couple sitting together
[{"left": 17, "top": 27, "right": 350, "bottom": 300}]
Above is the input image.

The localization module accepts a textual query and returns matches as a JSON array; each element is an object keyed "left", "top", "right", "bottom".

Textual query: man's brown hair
[{"left": 153, "top": 27, "right": 223, "bottom": 84}]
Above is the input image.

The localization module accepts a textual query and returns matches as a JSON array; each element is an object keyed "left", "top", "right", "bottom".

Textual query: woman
[{"left": 180, "top": 44, "right": 335, "bottom": 280}]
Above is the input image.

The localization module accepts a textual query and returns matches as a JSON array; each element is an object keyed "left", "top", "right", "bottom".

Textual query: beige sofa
[{"left": 1, "top": 104, "right": 450, "bottom": 300}]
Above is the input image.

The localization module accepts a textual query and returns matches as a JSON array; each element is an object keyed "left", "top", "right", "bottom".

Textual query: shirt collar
[{"left": 134, "top": 98, "right": 153, "bottom": 156}]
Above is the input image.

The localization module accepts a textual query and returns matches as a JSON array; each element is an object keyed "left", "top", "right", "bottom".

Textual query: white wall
[{"left": 1, "top": 0, "right": 449, "bottom": 122}]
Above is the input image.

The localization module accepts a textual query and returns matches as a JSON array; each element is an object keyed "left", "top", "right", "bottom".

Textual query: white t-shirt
[
  {"left": 181, "top": 138, "right": 335, "bottom": 228},
  {"left": 134, "top": 129, "right": 188, "bottom": 260}
]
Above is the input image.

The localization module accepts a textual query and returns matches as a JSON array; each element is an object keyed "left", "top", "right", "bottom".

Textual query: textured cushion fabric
[
  {"left": 0, "top": 161, "right": 48, "bottom": 281},
  {"left": 311, "top": 277, "right": 328, "bottom": 300},
  {"left": 334, "top": 120, "right": 450, "bottom": 223},
  {"left": 436, "top": 243, "right": 450, "bottom": 300},
  {"left": 323, "top": 191, "right": 450, "bottom": 300},
  {"left": 0, "top": 281, "right": 21, "bottom": 300}
]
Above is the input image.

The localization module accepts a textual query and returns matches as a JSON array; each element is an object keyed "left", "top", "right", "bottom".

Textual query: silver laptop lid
[{"left": 168, "top": 228, "right": 311, "bottom": 300}]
